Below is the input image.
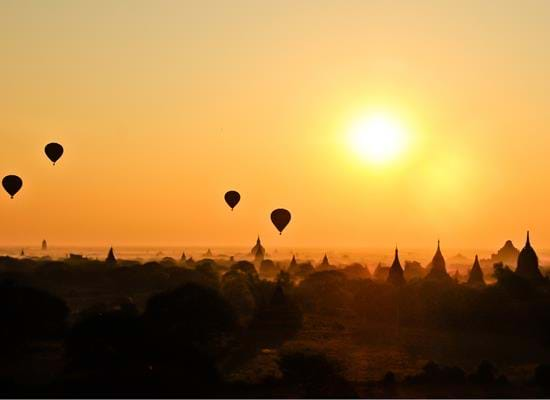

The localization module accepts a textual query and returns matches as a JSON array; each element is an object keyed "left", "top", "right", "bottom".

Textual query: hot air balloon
[
  {"left": 2, "top": 175, "right": 23, "bottom": 199},
  {"left": 224, "top": 190, "right": 240, "bottom": 210},
  {"left": 271, "top": 208, "right": 291, "bottom": 234},
  {"left": 44, "top": 142, "right": 64, "bottom": 165}
]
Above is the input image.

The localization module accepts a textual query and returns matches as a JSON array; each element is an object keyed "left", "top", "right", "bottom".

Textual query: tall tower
[
  {"left": 289, "top": 255, "right": 297, "bottom": 270},
  {"left": 387, "top": 247, "right": 405, "bottom": 286},
  {"left": 318, "top": 254, "right": 332, "bottom": 270},
  {"left": 251, "top": 236, "right": 265, "bottom": 263},
  {"left": 106, "top": 247, "right": 117, "bottom": 264},
  {"left": 426, "top": 240, "right": 450, "bottom": 281},
  {"left": 467, "top": 255, "right": 485, "bottom": 286}
]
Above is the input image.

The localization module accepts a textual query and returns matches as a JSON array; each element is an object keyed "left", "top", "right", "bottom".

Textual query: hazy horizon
[{"left": 4, "top": 238, "right": 550, "bottom": 267}]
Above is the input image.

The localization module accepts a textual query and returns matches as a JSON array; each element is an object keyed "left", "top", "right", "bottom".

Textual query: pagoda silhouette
[
  {"left": 515, "top": 231, "right": 543, "bottom": 281},
  {"left": 467, "top": 255, "right": 485, "bottom": 286},
  {"left": 425, "top": 240, "right": 451, "bottom": 281},
  {"left": 106, "top": 247, "right": 117, "bottom": 264},
  {"left": 251, "top": 236, "right": 265, "bottom": 263},
  {"left": 288, "top": 254, "right": 297, "bottom": 270},
  {"left": 387, "top": 247, "right": 405, "bottom": 286},
  {"left": 317, "top": 254, "right": 333, "bottom": 271}
]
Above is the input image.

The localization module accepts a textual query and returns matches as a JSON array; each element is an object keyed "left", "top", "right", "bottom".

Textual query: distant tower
[
  {"left": 106, "top": 247, "right": 117, "bottom": 264},
  {"left": 467, "top": 255, "right": 485, "bottom": 286},
  {"left": 387, "top": 247, "right": 405, "bottom": 286},
  {"left": 251, "top": 236, "right": 265, "bottom": 263},
  {"left": 41, "top": 240, "right": 47, "bottom": 251},
  {"left": 20, "top": 249, "right": 25, "bottom": 257},
  {"left": 516, "top": 231, "right": 543, "bottom": 281},
  {"left": 289, "top": 255, "right": 297, "bottom": 270},
  {"left": 180, "top": 251, "right": 186, "bottom": 262},
  {"left": 426, "top": 240, "right": 450, "bottom": 281},
  {"left": 251, "top": 236, "right": 265, "bottom": 255},
  {"left": 205, "top": 248, "right": 213, "bottom": 257},
  {"left": 318, "top": 254, "right": 332, "bottom": 270}
]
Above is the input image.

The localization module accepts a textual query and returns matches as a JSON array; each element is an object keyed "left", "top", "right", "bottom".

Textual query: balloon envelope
[
  {"left": 224, "top": 190, "right": 241, "bottom": 210},
  {"left": 45, "top": 142, "right": 64, "bottom": 165},
  {"left": 271, "top": 208, "right": 291, "bottom": 234},
  {"left": 2, "top": 175, "right": 23, "bottom": 199}
]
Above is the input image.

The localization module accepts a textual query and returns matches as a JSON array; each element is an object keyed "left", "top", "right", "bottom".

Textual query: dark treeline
[{"left": 1, "top": 254, "right": 550, "bottom": 398}]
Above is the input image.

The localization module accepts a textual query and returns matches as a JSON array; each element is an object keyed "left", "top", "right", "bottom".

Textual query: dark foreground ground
[{"left": 1, "top": 255, "right": 550, "bottom": 398}]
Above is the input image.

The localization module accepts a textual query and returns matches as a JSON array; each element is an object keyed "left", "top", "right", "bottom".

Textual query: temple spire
[
  {"left": 426, "top": 240, "right": 450, "bottom": 281},
  {"left": 468, "top": 254, "right": 485, "bottom": 286},
  {"left": 516, "top": 231, "right": 543, "bottom": 281},
  {"left": 106, "top": 246, "right": 117, "bottom": 264},
  {"left": 387, "top": 246, "right": 405, "bottom": 286},
  {"left": 318, "top": 253, "right": 332, "bottom": 270},
  {"left": 288, "top": 254, "right": 297, "bottom": 270},
  {"left": 251, "top": 235, "right": 265, "bottom": 262}
]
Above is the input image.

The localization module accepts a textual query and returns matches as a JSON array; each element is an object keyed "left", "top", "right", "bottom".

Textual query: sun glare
[{"left": 348, "top": 113, "right": 408, "bottom": 164}]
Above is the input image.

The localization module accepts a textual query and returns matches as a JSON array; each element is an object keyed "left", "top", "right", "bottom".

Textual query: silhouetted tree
[
  {"left": 230, "top": 260, "right": 259, "bottom": 280},
  {"left": 405, "top": 361, "right": 465, "bottom": 385},
  {"left": 468, "top": 360, "right": 497, "bottom": 385},
  {"left": 534, "top": 364, "right": 550, "bottom": 392},
  {"left": 221, "top": 267, "right": 260, "bottom": 324},
  {"left": 143, "top": 283, "right": 237, "bottom": 350},
  {"left": 342, "top": 262, "right": 371, "bottom": 280},
  {"left": 296, "top": 270, "right": 352, "bottom": 313},
  {"left": 289, "top": 262, "right": 315, "bottom": 281},
  {"left": 259, "top": 259, "right": 279, "bottom": 280},
  {"left": 0, "top": 284, "right": 68, "bottom": 354},
  {"left": 278, "top": 349, "right": 356, "bottom": 397},
  {"left": 249, "top": 285, "right": 303, "bottom": 345},
  {"left": 66, "top": 307, "right": 145, "bottom": 371}
]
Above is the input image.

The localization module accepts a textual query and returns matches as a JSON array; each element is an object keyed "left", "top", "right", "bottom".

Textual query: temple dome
[{"left": 516, "top": 231, "right": 543, "bottom": 281}]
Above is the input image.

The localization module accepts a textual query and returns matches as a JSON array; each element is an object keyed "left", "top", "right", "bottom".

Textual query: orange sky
[{"left": 1, "top": 1, "right": 550, "bottom": 249}]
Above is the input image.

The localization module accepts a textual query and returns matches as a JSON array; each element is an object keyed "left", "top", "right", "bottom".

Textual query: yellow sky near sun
[{"left": 1, "top": 0, "right": 550, "bottom": 249}]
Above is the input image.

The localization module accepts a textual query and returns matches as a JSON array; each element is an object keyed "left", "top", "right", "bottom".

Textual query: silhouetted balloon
[
  {"left": 224, "top": 190, "right": 240, "bottom": 210},
  {"left": 44, "top": 142, "right": 64, "bottom": 165},
  {"left": 271, "top": 208, "right": 291, "bottom": 235},
  {"left": 2, "top": 175, "right": 23, "bottom": 199}
]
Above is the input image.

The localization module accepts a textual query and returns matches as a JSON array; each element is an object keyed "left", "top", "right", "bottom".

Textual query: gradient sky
[{"left": 1, "top": 0, "right": 550, "bottom": 249}]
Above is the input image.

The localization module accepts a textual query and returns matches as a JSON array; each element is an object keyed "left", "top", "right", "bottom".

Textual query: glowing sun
[{"left": 348, "top": 113, "right": 408, "bottom": 164}]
